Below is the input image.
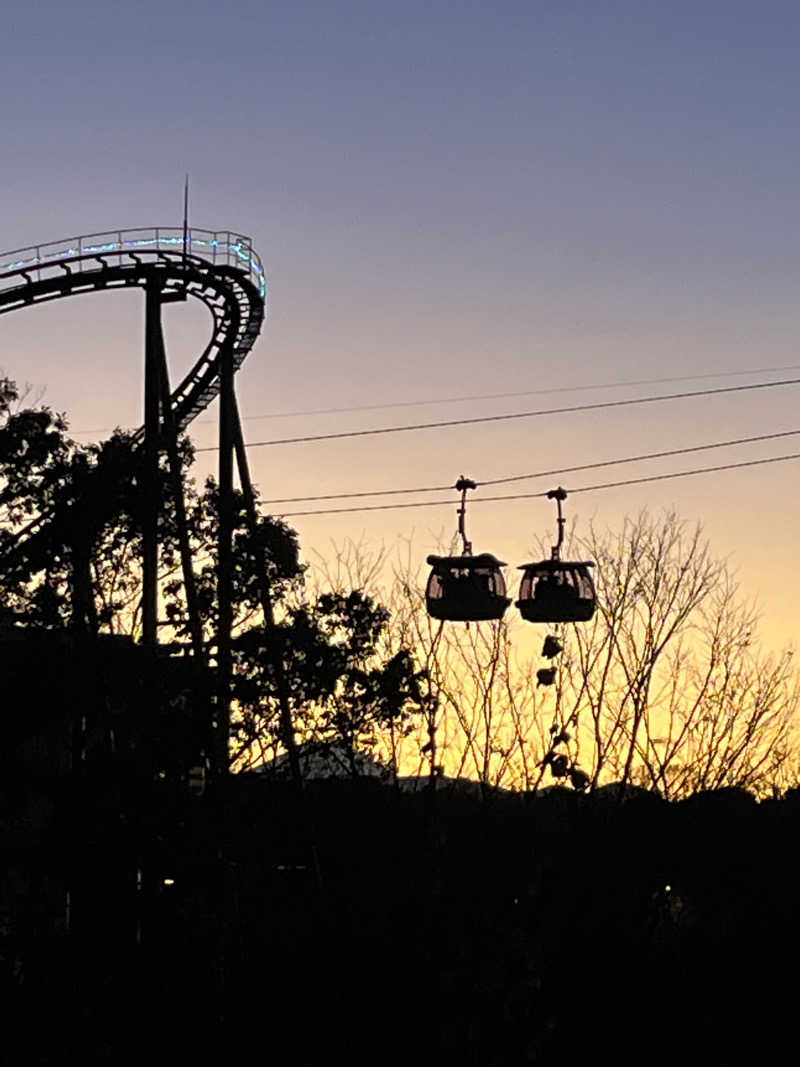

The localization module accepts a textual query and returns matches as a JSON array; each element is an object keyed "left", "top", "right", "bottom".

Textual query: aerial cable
[
  {"left": 258, "top": 427, "right": 800, "bottom": 505},
  {"left": 194, "top": 376, "right": 800, "bottom": 452},
  {"left": 570, "top": 452, "right": 800, "bottom": 496},
  {"left": 277, "top": 451, "right": 800, "bottom": 517},
  {"left": 194, "top": 362, "right": 800, "bottom": 423},
  {"left": 481, "top": 427, "right": 800, "bottom": 488},
  {"left": 69, "top": 364, "right": 800, "bottom": 437}
]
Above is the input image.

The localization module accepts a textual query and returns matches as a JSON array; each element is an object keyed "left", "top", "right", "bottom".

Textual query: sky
[{"left": 2, "top": 0, "right": 800, "bottom": 650}]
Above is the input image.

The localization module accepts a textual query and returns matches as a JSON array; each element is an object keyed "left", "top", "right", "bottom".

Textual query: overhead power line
[
  {"left": 194, "top": 376, "right": 800, "bottom": 452},
  {"left": 259, "top": 428, "right": 800, "bottom": 504},
  {"left": 69, "top": 363, "right": 800, "bottom": 437},
  {"left": 277, "top": 451, "right": 800, "bottom": 517},
  {"left": 70, "top": 364, "right": 800, "bottom": 436},
  {"left": 195, "top": 362, "right": 800, "bottom": 423}
]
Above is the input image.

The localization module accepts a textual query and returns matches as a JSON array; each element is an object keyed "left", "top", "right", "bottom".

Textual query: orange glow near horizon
[{"left": 3, "top": 282, "right": 797, "bottom": 657}]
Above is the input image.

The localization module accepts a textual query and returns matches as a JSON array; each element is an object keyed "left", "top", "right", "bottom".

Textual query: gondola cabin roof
[
  {"left": 517, "top": 559, "right": 595, "bottom": 571},
  {"left": 427, "top": 553, "right": 507, "bottom": 569}
]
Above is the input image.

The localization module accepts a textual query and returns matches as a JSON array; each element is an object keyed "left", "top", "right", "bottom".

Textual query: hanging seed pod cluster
[{"left": 535, "top": 632, "right": 592, "bottom": 792}]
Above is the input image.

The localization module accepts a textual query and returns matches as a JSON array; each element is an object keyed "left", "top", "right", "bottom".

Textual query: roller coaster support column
[
  {"left": 157, "top": 345, "right": 205, "bottom": 661},
  {"left": 232, "top": 402, "right": 303, "bottom": 788},
  {"left": 144, "top": 275, "right": 196, "bottom": 653},
  {"left": 233, "top": 400, "right": 322, "bottom": 888},
  {"left": 142, "top": 278, "right": 163, "bottom": 647},
  {"left": 214, "top": 335, "right": 236, "bottom": 779}
]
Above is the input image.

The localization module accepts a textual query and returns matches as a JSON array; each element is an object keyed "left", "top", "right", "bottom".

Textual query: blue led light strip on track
[{"left": 0, "top": 227, "right": 266, "bottom": 299}]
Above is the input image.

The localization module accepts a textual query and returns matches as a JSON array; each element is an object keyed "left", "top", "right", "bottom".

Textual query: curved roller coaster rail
[
  {"left": 0, "top": 225, "right": 273, "bottom": 779},
  {"left": 0, "top": 227, "right": 266, "bottom": 431},
  {"left": 0, "top": 225, "right": 265, "bottom": 293}
]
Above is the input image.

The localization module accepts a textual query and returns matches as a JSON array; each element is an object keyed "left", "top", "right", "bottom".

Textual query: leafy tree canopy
[{"left": 0, "top": 377, "right": 424, "bottom": 773}]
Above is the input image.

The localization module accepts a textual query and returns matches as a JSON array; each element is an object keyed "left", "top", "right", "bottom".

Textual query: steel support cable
[
  {"left": 231, "top": 402, "right": 305, "bottom": 794},
  {"left": 231, "top": 398, "right": 324, "bottom": 885},
  {"left": 235, "top": 361, "right": 800, "bottom": 420},
  {"left": 71, "top": 362, "right": 800, "bottom": 434},
  {"left": 258, "top": 428, "right": 800, "bottom": 505},
  {"left": 195, "top": 375, "right": 800, "bottom": 452},
  {"left": 277, "top": 451, "right": 800, "bottom": 517}
]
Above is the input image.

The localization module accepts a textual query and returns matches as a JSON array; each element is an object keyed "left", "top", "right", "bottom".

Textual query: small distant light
[
  {"left": 163, "top": 878, "right": 175, "bottom": 886},
  {"left": 664, "top": 884, "right": 672, "bottom": 893}
]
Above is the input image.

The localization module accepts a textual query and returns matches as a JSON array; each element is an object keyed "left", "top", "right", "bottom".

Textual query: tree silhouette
[
  {"left": 230, "top": 589, "right": 426, "bottom": 775},
  {"left": 346, "top": 516, "right": 798, "bottom": 796},
  {"left": 0, "top": 377, "right": 424, "bottom": 774}
]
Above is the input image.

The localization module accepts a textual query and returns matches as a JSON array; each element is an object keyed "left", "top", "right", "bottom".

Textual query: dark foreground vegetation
[
  {"left": 3, "top": 376, "right": 799, "bottom": 1064},
  {"left": 3, "top": 773, "right": 800, "bottom": 1066}
]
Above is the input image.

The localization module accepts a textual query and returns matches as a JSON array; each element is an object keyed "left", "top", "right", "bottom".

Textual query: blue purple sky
[{"left": 2, "top": 0, "right": 800, "bottom": 647}]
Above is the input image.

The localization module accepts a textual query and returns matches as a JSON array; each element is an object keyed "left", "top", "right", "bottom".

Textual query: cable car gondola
[
  {"left": 425, "top": 477, "right": 510, "bottom": 623},
  {"left": 516, "top": 487, "right": 596, "bottom": 624}
]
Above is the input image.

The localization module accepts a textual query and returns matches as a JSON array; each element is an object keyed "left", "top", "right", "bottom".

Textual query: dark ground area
[{"left": 2, "top": 774, "right": 799, "bottom": 1066}]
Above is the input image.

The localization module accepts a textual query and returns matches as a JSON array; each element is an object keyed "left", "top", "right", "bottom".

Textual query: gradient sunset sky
[{"left": 2, "top": 0, "right": 800, "bottom": 649}]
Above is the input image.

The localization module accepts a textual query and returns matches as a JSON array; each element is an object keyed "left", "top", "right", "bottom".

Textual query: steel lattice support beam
[
  {"left": 214, "top": 335, "right": 236, "bottom": 780},
  {"left": 142, "top": 277, "right": 163, "bottom": 648}
]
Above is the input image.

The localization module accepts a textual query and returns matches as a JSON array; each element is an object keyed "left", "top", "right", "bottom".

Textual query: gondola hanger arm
[
  {"left": 455, "top": 475, "right": 476, "bottom": 555},
  {"left": 547, "top": 486, "right": 567, "bottom": 561}
]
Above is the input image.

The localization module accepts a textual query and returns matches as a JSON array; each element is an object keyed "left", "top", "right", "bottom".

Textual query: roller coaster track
[{"left": 0, "top": 226, "right": 266, "bottom": 566}]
